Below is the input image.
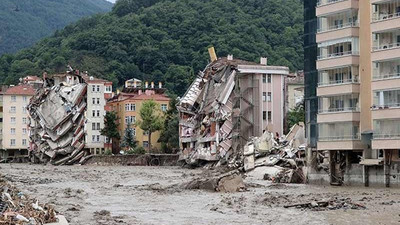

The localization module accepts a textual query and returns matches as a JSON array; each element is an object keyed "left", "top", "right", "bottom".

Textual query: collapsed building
[
  {"left": 177, "top": 52, "right": 290, "bottom": 167},
  {"left": 28, "top": 68, "right": 112, "bottom": 165}
]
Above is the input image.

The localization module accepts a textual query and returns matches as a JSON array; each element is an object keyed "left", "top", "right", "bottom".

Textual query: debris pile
[
  {"left": 0, "top": 179, "right": 57, "bottom": 224},
  {"left": 245, "top": 123, "right": 306, "bottom": 184},
  {"left": 284, "top": 198, "right": 366, "bottom": 211},
  {"left": 179, "top": 170, "right": 246, "bottom": 193},
  {"left": 28, "top": 69, "right": 88, "bottom": 165}
]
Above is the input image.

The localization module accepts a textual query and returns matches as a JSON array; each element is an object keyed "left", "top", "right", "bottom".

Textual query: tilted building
[
  {"left": 306, "top": 0, "right": 400, "bottom": 186},
  {"left": 177, "top": 55, "right": 289, "bottom": 165}
]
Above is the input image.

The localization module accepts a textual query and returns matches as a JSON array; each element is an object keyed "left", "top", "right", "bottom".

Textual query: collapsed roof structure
[
  {"left": 28, "top": 69, "right": 89, "bottom": 165},
  {"left": 177, "top": 52, "right": 289, "bottom": 167}
]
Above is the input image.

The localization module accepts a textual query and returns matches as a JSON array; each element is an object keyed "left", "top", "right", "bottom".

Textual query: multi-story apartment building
[
  {"left": 2, "top": 85, "right": 35, "bottom": 160},
  {"left": 82, "top": 75, "right": 113, "bottom": 155},
  {"left": 177, "top": 55, "right": 289, "bottom": 164},
  {"left": 106, "top": 81, "right": 170, "bottom": 152},
  {"left": 306, "top": 0, "right": 400, "bottom": 187}
]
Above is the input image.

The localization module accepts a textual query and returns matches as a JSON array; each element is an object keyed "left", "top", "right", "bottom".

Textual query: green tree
[
  {"left": 159, "top": 97, "right": 179, "bottom": 153},
  {"left": 287, "top": 102, "right": 305, "bottom": 130},
  {"left": 137, "top": 100, "right": 163, "bottom": 152},
  {"left": 121, "top": 121, "right": 137, "bottom": 150},
  {"left": 101, "top": 111, "right": 121, "bottom": 153}
]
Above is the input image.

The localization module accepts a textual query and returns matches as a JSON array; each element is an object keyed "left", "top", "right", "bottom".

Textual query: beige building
[
  {"left": 1, "top": 85, "right": 35, "bottom": 160},
  {"left": 286, "top": 71, "right": 305, "bottom": 110},
  {"left": 312, "top": 0, "right": 400, "bottom": 186}
]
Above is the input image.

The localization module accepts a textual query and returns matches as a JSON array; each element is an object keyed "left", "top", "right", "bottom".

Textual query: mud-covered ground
[{"left": 1, "top": 164, "right": 400, "bottom": 225}]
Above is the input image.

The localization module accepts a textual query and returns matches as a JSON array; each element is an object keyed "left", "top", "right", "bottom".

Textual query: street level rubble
[{"left": 245, "top": 123, "right": 306, "bottom": 184}]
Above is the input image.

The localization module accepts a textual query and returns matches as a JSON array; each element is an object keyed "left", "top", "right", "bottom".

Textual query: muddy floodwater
[{"left": 1, "top": 164, "right": 400, "bottom": 225}]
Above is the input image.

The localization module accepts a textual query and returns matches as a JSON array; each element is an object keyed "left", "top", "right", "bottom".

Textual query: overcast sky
[{"left": 106, "top": 0, "right": 116, "bottom": 3}]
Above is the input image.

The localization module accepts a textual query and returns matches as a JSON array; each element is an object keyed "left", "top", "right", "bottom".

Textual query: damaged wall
[
  {"left": 28, "top": 69, "right": 100, "bottom": 165},
  {"left": 177, "top": 56, "right": 289, "bottom": 168}
]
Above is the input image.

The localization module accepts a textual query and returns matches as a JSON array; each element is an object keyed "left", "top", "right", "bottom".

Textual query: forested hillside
[
  {"left": 0, "top": 0, "right": 303, "bottom": 96},
  {"left": 0, "top": 0, "right": 113, "bottom": 54}
]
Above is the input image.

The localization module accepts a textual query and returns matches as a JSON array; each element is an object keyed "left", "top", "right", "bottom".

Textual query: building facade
[
  {"left": 83, "top": 76, "right": 113, "bottom": 155},
  {"left": 2, "top": 85, "right": 35, "bottom": 160},
  {"left": 307, "top": 0, "right": 400, "bottom": 186},
  {"left": 106, "top": 82, "right": 170, "bottom": 152}
]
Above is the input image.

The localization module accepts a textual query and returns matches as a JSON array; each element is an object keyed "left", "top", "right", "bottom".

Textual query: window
[
  {"left": 92, "top": 110, "right": 96, "bottom": 117},
  {"left": 11, "top": 117, "right": 16, "bottom": 123},
  {"left": 97, "top": 110, "right": 100, "bottom": 117},
  {"left": 125, "top": 104, "right": 136, "bottom": 111},
  {"left": 92, "top": 135, "right": 96, "bottom": 142},
  {"left": 92, "top": 123, "right": 96, "bottom": 130},
  {"left": 11, "top": 96, "right": 16, "bottom": 102},
  {"left": 10, "top": 139, "right": 15, "bottom": 146},
  {"left": 263, "top": 74, "right": 267, "bottom": 83},
  {"left": 143, "top": 130, "right": 149, "bottom": 136},
  {"left": 105, "top": 86, "right": 112, "bottom": 92},
  {"left": 23, "top": 96, "right": 27, "bottom": 102},
  {"left": 96, "top": 135, "right": 100, "bottom": 142},
  {"left": 267, "top": 74, "right": 272, "bottom": 83},
  {"left": 22, "top": 117, "right": 27, "bottom": 124},
  {"left": 22, "top": 128, "right": 27, "bottom": 135},
  {"left": 125, "top": 116, "right": 136, "bottom": 124},
  {"left": 268, "top": 111, "right": 272, "bottom": 121},
  {"left": 22, "top": 139, "right": 27, "bottom": 146},
  {"left": 92, "top": 98, "right": 96, "bottom": 104},
  {"left": 10, "top": 106, "right": 16, "bottom": 113},
  {"left": 92, "top": 85, "right": 96, "bottom": 92},
  {"left": 97, "top": 123, "right": 101, "bottom": 130},
  {"left": 10, "top": 128, "right": 15, "bottom": 135},
  {"left": 143, "top": 141, "right": 149, "bottom": 148},
  {"left": 97, "top": 98, "right": 100, "bottom": 105},
  {"left": 267, "top": 92, "right": 272, "bottom": 102},
  {"left": 262, "top": 92, "right": 267, "bottom": 102},
  {"left": 161, "top": 104, "right": 168, "bottom": 112},
  {"left": 22, "top": 107, "right": 27, "bottom": 114},
  {"left": 97, "top": 85, "right": 100, "bottom": 92},
  {"left": 132, "top": 128, "right": 136, "bottom": 136},
  {"left": 263, "top": 111, "right": 267, "bottom": 120}
]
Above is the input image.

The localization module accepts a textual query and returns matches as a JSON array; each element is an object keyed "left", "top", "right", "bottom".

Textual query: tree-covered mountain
[
  {"left": 0, "top": 0, "right": 303, "bottom": 96},
  {"left": 0, "top": 0, "right": 113, "bottom": 55}
]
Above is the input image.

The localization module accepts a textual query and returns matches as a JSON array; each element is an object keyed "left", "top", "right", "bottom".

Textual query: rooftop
[{"left": 4, "top": 84, "right": 36, "bottom": 96}]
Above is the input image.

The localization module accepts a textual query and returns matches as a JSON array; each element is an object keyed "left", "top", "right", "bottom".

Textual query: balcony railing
[
  {"left": 318, "top": 51, "right": 359, "bottom": 60},
  {"left": 317, "top": 22, "right": 359, "bottom": 33},
  {"left": 319, "top": 107, "right": 359, "bottom": 113},
  {"left": 372, "top": 12, "right": 400, "bottom": 22},
  {"left": 373, "top": 72, "right": 400, "bottom": 80},
  {"left": 371, "top": 103, "right": 400, "bottom": 110},
  {"left": 319, "top": 134, "right": 360, "bottom": 141},
  {"left": 373, "top": 133, "right": 400, "bottom": 140},
  {"left": 318, "top": 78, "right": 359, "bottom": 86},
  {"left": 317, "top": 0, "right": 347, "bottom": 7},
  {"left": 372, "top": 42, "right": 400, "bottom": 51}
]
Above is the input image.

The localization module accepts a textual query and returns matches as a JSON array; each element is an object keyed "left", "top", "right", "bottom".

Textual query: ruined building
[
  {"left": 178, "top": 53, "right": 289, "bottom": 166},
  {"left": 306, "top": 0, "right": 400, "bottom": 187},
  {"left": 28, "top": 68, "right": 112, "bottom": 165}
]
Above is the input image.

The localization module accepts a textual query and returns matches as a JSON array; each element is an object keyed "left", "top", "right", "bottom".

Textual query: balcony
[
  {"left": 372, "top": 107, "right": 400, "bottom": 120},
  {"left": 318, "top": 109, "right": 360, "bottom": 123},
  {"left": 318, "top": 140, "right": 363, "bottom": 150},
  {"left": 372, "top": 118, "right": 400, "bottom": 149},
  {"left": 317, "top": 52, "right": 359, "bottom": 70},
  {"left": 316, "top": 0, "right": 359, "bottom": 17},
  {"left": 318, "top": 82, "right": 360, "bottom": 96},
  {"left": 372, "top": 76, "right": 400, "bottom": 90},
  {"left": 371, "top": 43, "right": 400, "bottom": 62},
  {"left": 317, "top": 26, "right": 359, "bottom": 43},
  {"left": 318, "top": 121, "right": 360, "bottom": 150},
  {"left": 371, "top": 1, "right": 400, "bottom": 33}
]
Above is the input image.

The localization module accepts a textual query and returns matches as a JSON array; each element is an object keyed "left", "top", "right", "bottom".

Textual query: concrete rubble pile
[
  {"left": 178, "top": 59, "right": 237, "bottom": 166},
  {"left": 245, "top": 123, "right": 306, "bottom": 184},
  {"left": 28, "top": 69, "right": 88, "bottom": 165}
]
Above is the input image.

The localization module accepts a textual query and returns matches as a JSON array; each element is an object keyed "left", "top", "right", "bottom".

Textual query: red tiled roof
[{"left": 4, "top": 85, "right": 36, "bottom": 95}]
